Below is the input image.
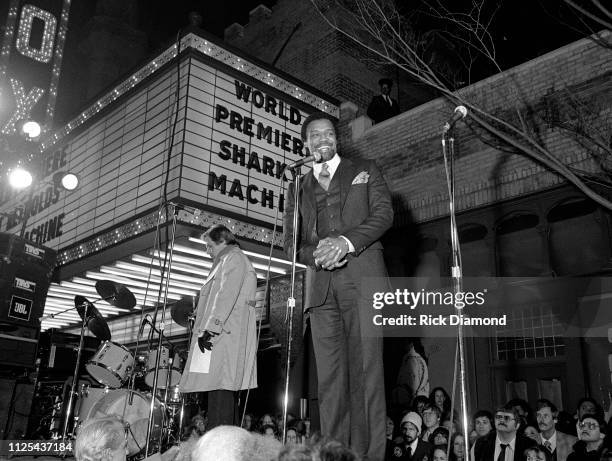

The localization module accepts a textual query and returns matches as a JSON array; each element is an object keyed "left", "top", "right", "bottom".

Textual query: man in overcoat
[
  {"left": 179, "top": 224, "right": 258, "bottom": 428},
  {"left": 283, "top": 111, "right": 393, "bottom": 460}
]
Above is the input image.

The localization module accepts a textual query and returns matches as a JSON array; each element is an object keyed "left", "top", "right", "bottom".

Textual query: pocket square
[{"left": 351, "top": 171, "right": 370, "bottom": 185}]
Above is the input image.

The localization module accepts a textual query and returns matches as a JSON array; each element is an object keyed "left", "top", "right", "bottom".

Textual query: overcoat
[{"left": 179, "top": 244, "right": 257, "bottom": 392}]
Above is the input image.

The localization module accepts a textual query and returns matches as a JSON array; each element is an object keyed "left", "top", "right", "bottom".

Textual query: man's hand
[
  {"left": 198, "top": 331, "right": 214, "bottom": 352},
  {"left": 313, "top": 237, "right": 349, "bottom": 270}
]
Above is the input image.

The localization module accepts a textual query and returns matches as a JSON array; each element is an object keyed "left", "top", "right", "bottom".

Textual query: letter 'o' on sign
[{"left": 15, "top": 5, "right": 57, "bottom": 64}]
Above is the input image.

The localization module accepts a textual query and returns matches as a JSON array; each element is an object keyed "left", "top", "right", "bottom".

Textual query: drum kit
[{"left": 56, "top": 280, "right": 197, "bottom": 458}]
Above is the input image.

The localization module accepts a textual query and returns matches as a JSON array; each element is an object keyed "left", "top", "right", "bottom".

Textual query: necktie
[
  {"left": 406, "top": 446, "right": 412, "bottom": 459},
  {"left": 318, "top": 163, "right": 331, "bottom": 191},
  {"left": 497, "top": 444, "right": 508, "bottom": 461},
  {"left": 544, "top": 441, "right": 553, "bottom": 453},
  {"left": 385, "top": 95, "right": 391, "bottom": 105}
]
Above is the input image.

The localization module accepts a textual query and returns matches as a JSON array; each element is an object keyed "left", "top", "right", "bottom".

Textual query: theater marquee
[{"left": 0, "top": 31, "right": 339, "bottom": 253}]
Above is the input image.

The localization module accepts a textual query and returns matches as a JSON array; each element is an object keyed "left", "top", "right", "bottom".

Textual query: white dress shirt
[{"left": 493, "top": 435, "right": 516, "bottom": 461}]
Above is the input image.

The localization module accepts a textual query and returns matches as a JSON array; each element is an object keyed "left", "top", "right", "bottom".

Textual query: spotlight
[
  {"left": 60, "top": 173, "right": 79, "bottom": 191},
  {"left": 20, "top": 120, "right": 41, "bottom": 139},
  {"left": 8, "top": 167, "right": 33, "bottom": 189},
  {"left": 52, "top": 171, "right": 79, "bottom": 191}
]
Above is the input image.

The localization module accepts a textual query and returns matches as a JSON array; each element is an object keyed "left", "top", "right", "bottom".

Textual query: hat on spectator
[{"left": 400, "top": 412, "right": 422, "bottom": 435}]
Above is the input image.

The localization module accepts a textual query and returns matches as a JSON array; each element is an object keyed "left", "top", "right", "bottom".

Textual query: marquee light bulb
[{"left": 22, "top": 120, "right": 41, "bottom": 138}]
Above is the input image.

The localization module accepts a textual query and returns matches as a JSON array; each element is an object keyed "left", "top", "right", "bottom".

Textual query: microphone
[
  {"left": 286, "top": 155, "right": 316, "bottom": 170},
  {"left": 443, "top": 106, "right": 468, "bottom": 133}
]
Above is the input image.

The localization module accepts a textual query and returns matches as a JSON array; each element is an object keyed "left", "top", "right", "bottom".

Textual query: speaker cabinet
[{"left": 0, "top": 233, "right": 56, "bottom": 368}]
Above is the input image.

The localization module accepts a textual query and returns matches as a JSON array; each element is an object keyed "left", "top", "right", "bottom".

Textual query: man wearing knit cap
[{"left": 388, "top": 412, "right": 433, "bottom": 461}]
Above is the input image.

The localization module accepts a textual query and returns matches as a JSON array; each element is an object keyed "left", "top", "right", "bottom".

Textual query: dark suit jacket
[
  {"left": 283, "top": 157, "right": 393, "bottom": 308},
  {"left": 474, "top": 432, "right": 537, "bottom": 461},
  {"left": 367, "top": 94, "right": 400, "bottom": 124},
  {"left": 388, "top": 439, "right": 433, "bottom": 461}
]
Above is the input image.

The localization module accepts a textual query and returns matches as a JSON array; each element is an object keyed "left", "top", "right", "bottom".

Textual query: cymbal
[
  {"left": 95, "top": 280, "right": 136, "bottom": 309},
  {"left": 74, "top": 295, "right": 111, "bottom": 341},
  {"left": 171, "top": 297, "right": 195, "bottom": 328}
]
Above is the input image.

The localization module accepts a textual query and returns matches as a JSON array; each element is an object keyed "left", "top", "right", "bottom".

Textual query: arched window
[
  {"left": 458, "top": 223, "right": 490, "bottom": 276},
  {"left": 496, "top": 213, "right": 545, "bottom": 276},
  {"left": 547, "top": 198, "right": 608, "bottom": 275}
]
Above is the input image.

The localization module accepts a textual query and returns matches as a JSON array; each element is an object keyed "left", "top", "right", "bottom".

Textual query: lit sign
[{"left": 0, "top": 0, "right": 72, "bottom": 135}]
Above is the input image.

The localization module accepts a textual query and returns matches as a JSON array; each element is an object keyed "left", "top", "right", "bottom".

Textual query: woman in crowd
[
  {"left": 430, "top": 387, "right": 452, "bottom": 418},
  {"left": 449, "top": 433, "right": 466, "bottom": 461}
]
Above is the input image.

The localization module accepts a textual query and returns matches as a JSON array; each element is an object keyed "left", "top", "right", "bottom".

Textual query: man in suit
[
  {"left": 284, "top": 111, "right": 393, "bottom": 461},
  {"left": 367, "top": 78, "right": 401, "bottom": 124},
  {"left": 179, "top": 224, "right": 258, "bottom": 429},
  {"left": 535, "top": 399, "right": 577, "bottom": 461},
  {"left": 388, "top": 412, "right": 433, "bottom": 461},
  {"left": 474, "top": 404, "right": 537, "bottom": 461}
]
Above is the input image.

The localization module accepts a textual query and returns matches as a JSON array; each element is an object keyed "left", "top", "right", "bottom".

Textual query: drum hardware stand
[
  {"left": 61, "top": 299, "right": 92, "bottom": 442},
  {"left": 146, "top": 203, "right": 180, "bottom": 457},
  {"left": 281, "top": 167, "right": 303, "bottom": 444}
]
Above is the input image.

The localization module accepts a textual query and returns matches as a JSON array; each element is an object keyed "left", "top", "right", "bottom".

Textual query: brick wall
[{"left": 341, "top": 34, "right": 612, "bottom": 225}]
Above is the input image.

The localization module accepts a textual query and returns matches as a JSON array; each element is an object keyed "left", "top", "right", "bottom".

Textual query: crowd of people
[
  {"left": 73, "top": 390, "right": 612, "bottom": 461},
  {"left": 383, "top": 388, "right": 612, "bottom": 461}
]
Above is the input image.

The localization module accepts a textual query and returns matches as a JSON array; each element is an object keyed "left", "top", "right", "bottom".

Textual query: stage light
[
  {"left": 21, "top": 120, "right": 41, "bottom": 139},
  {"left": 53, "top": 171, "right": 79, "bottom": 190},
  {"left": 8, "top": 167, "right": 33, "bottom": 189},
  {"left": 61, "top": 173, "right": 78, "bottom": 190}
]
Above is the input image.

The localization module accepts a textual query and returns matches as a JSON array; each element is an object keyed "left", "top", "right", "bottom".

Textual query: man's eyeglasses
[
  {"left": 578, "top": 421, "right": 600, "bottom": 430},
  {"left": 494, "top": 414, "right": 515, "bottom": 422}
]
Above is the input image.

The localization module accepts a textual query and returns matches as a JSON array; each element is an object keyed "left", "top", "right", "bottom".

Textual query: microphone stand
[
  {"left": 442, "top": 127, "right": 470, "bottom": 460},
  {"left": 281, "top": 167, "right": 303, "bottom": 444},
  {"left": 145, "top": 203, "right": 179, "bottom": 456}
]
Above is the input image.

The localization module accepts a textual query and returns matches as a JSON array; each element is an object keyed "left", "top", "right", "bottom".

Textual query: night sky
[{"left": 2, "top": 0, "right": 598, "bottom": 123}]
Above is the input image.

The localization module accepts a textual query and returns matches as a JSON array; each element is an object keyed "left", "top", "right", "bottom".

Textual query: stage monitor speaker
[{"left": 0, "top": 232, "right": 56, "bottom": 368}]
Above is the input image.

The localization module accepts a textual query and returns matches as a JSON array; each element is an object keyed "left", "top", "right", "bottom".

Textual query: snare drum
[
  {"left": 86, "top": 341, "right": 134, "bottom": 388},
  {"left": 84, "top": 389, "right": 164, "bottom": 456},
  {"left": 145, "top": 347, "right": 182, "bottom": 389}
]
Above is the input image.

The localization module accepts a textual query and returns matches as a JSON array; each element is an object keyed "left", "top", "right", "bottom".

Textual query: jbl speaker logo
[{"left": 9, "top": 296, "right": 33, "bottom": 321}]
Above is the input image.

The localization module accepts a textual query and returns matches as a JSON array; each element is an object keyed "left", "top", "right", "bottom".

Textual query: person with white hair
[
  {"left": 74, "top": 416, "right": 128, "bottom": 461},
  {"left": 191, "top": 425, "right": 281, "bottom": 461}
]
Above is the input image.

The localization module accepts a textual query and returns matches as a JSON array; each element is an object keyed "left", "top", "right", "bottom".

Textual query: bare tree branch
[{"left": 309, "top": 0, "right": 612, "bottom": 210}]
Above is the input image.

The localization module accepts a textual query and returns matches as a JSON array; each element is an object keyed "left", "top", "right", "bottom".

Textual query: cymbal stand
[
  {"left": 61, "top": 301, "right": 90, "bottom": 441},
  {"left": 146, "top": 203, "right": 179, "bottom": 456}
]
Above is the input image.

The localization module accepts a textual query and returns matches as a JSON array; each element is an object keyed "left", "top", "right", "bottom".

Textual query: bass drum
[{"left": 84, "top": 389, "right": 165, "bottom": 456}]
